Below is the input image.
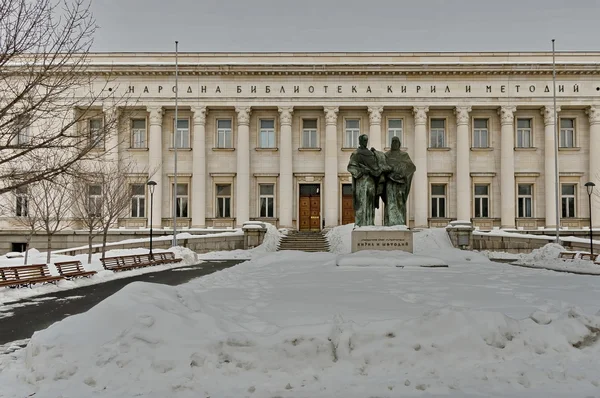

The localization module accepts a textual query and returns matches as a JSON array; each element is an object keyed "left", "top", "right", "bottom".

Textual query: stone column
[
  {"left": 499, "top": 106, "right": 517, "bottom": 228},
  {"left": 368, "top": 106, "right": 384, "bottom": 225},
  {"left": 190, "top": 106, "right": 207, "bottom": 228},
  {"left": 542, "top": 105, "right": 561, "bottom": 228},
  {"left": 324, "top": 106, "right": 339, "bottom": 228},
  {"left": 413, "top": 106, "right": 429, "bottom": 228},
  {"left": 587, "top": 105, "right": 600, "bottom": 227},
  {"left": 455, "top": 106, "right": 472, "bottom": 222},
  {"left": 147, "top": 106, "right": 163, "bottom": 228},
  {"left": 278, "top": 106, "right": 294, "bottom": 228},
  {"left": 235, "top": 106, "right": 251, "bottom": 227}
]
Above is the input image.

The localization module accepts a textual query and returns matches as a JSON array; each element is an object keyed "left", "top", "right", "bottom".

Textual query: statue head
[
  {"left": 359, "top": 134, "right": 369, "bottom": 148},
  {"left": 391, "top": 136, "right": 401, "bottom": 150}
]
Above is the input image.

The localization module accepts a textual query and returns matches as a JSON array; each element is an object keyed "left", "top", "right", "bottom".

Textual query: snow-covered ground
[{"left": 1, "top": 225, "right": 599, "bottom": 398}]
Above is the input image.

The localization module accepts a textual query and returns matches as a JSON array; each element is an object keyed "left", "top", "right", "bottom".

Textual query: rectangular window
[
  {"left": 517, "top": 184, "right": 533, "bottom": 218},
  {"left": 17, "top": 127, "right": 31, "bottom": 146},
  {"left": 259, "top": 119, "right": 276, "bottom": 148},
  {"left": 561, "top": 184, "right": 576, "bottom": 218},
  {"left": 516, "top": 119, "right": 532, "bottom": 148},
  {"left": 259, "top": 184, "right": 275, "bottom": 218},
  {"left": 560, "top": 118, "right": 575, "bottom": 148},
  {"left": 174, "top": 183, "right": 188, "bottom": 217},
  {"left": 89, "top": 118, "right": 103, "bottom": 148},
  {"left": 430, "top": 184, "right": 446, "bottom": 218},
  {"left": 88, "top": 184, "right": 102, "bottom": 217},
  {"left": 217, "top": 119, "right": 233, "bottom": 148},
  {"left": 473, "top": 118, "right": 489, "bottom": 148},
  {"left": 131, "top": 119, "right": 146, "bottom": 148},
  {"left": 474, "top": 184, "right": 490, "bottom": 218},
  {"left": 387, "top": 119, "right": 403, "bottom": 147},
  {"left": 430, "top": 119, "right": 446, "bottom": 148},
  {"left": 130, "top": 184, "right": 145, "bottom": 218},
  {"left": 15, "top": 187, "right": 28, "bottom": 217},
  {"left": 302, "top": 119, "right": 318, "bottom": 148},
  {"left": 216, "top": 184, "right": 232, "bottom": 218},
  {"left": 174, "top": 118, "right": 190, "bottom": 148},
  {"left": 345, "top": 119, "right": 360, "bottom": 148}
]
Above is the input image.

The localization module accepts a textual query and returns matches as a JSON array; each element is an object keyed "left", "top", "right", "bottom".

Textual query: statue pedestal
[{"left": 351, "top": 226, "right": 414, "bottom": 253}]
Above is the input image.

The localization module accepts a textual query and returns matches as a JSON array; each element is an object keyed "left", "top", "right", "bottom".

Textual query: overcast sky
[{"left": 89, "top": 0, "right": 599, "bottom": 52}]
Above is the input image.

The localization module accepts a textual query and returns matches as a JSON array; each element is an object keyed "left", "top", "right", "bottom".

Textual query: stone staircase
[{"left": 277, "top": 230, "right": 330, "bottom": 253}]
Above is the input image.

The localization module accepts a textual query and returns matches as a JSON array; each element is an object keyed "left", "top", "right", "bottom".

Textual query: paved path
[{"left": 0, "top": 260, "right": 243, "bottom": 346}]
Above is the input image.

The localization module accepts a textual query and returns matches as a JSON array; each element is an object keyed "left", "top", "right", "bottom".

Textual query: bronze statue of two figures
[{"left": 347, "top": 135, "right": 416, "bottom": 227}]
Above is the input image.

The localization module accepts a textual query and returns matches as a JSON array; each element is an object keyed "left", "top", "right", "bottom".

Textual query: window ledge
[
  {"left": 255, "top": 147, "right": 279, "bottom": 152},
  {"left": 383, "top": 147, "right": 409, "bottom": 151},
  {"left": 427, "top": 147, "right": 451, "bottom": 151},
  {"left": 212, "top": 147, "right": 235, "bottom": 152},
  {"left": 558, "top": 147, "right": 581, "bottom": 152},
  {"left": 298, "top": 147, "right": 322, "bottom": 152},
  {"left": 341, "top": 147, "right": 357, "bottom": 151},
  {"left": 207, "top": 217, "right": 235, "bottom": 221},
  {"left": 127, "top": 148, "right": 149, "bottom": 152},
  {"left": 168, "top": 148, "right": 192, "bottom": 151},
  {"left": 514, "top": 147, "right": 538, "bottom": 151},
  {"left": 470, "top": 147, "right": 494, "bottom": 152}
]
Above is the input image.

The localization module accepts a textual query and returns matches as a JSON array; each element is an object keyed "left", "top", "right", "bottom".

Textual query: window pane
[
  {"left": 217, "top": 184, "right": 231, "bottom": 196},
  {"left": 342, "top": 184, "right": 352, "bottom": 195},
  {"left": 517, "top": 119, "right": 531, "bottom": 128},
  {"left": 562, "top": 184, "right": 575, "bottom": 195},
  {"left": 132, "top": 184, "right": 145, "bottom": 195},
  {"left": 260, "top": 184, "right": 274, "bottom": 195},
  {"left": 388, "top": 119, "right": 402, "bottom": 129},
  {"left": 176, "top": 183, "right": 187, "bottom": 195},
  {"left": 475, "top": 185, "right": 488, "bottom": 195},
  {"left": 560, "top": 118, "right": 574, "bottom": 129},
  {"left": 218, "top": 119, "right": 231, "bottom": 129},
  {"left": 261, "top": 119, "right": 275, "bottom": 129},
  {"left": 177, "top": 119, "right": 189, "bottom": 129},
  {"left": 474, "top": 119, "right": 488, "bottom": 129},
  {"left": 90, "top": 119, "right": 102, "bottom": 129},
  {"left": 132, "top": 119, "right": 146, "bottom": 129},
  {"left": 89, "top": 185, "right": 101, "bottom": 195},
  {"left": 431, "top": 119, "right": 445, "bottom": 129},
  {"left": 439, "top": 198, "right": 446, "bottom": 217},
  {"left": 431, "top": 184, "right": 445, "bottom": 195},
  {"left": 303, "top": 119, "right": 317, "bottom": 129},
  {"left": 482, "top": 198, "right": 489, "bottom": 217},
  {"left": 346, "top": 119, "right": 359, "bottom": 129},
  {"left": 518, "top": 184, "right": 532, "bottom": 195}
]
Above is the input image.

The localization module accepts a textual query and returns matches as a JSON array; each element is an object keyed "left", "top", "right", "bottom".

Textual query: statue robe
[
  {"left": 347, "top": 147, "right": 385, "bottom": 226},
  {"left": 382, "top": 149, "right": 416, "bottom": 226}
]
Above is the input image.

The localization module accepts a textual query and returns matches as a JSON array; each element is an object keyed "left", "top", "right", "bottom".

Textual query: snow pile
[
  {"left": 335, "top": 250, "right": 447, "bottom": 267},
  {"left": 513, "top": 243, "right": 600, "bottom": 275},
  {"left": 518, "top": 243, "right": 564, "bottom": 264},
  {"left": 3, "top": 280, "right": 600, "bottom": 398},
  {"left": 326, "top": 223, "right": 354, "bottom": 254},
  {"left": 197, "top": 222, "right": 283, "bottom": 260},
  {"left": 250, "top": 222, "right": 283, "bottom": 253}
]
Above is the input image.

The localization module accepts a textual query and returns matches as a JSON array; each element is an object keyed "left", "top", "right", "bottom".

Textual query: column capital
[
  {"left": 147, "top": 106, "right": 164, "bottom": 126},
  {"left": 278, "top": 106, "right": 294, "bottom": 126},
  {"left": 587, "top": 105, "right": 600, "bottom": 125},
  {"left": 190, "top": 106, "right": 208, "bottom": 125},
  {"left": 498, "top": 105, "right": 517, "bottom": 126},
  {"left": 324, "top": 106, "right": 339, "bottom": 125},
  {"left": 367, "top": 106, "right": 384, "bottom": 125},
  {"left": 235, "top": 106, "right": 252, "bottom": 126},
  {"left": 413, "top": 106, "right": 429, "bottom": 125},
  {"left": 454, "top": 106, "right": 472, "bottom": 126},
  {"left": 541, "top": 105, "right": 561, "bottom": 126}
]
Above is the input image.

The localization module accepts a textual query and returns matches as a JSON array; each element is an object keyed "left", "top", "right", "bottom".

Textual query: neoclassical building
[{"left": 6, "top": 52, "right": 600, "bottom": 231}]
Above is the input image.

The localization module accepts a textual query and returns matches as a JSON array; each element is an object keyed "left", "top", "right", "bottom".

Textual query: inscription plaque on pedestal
[{"left": 351, "top": 227, "right": 414, "bottom": 253}]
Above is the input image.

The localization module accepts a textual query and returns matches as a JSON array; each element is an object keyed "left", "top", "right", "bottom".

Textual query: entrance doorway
[
  {"left": 299, "top": 184, "right": 321, "bottom": 231},
  {"left": 341, "top": 184, "right": 354, "bottom": 225}
]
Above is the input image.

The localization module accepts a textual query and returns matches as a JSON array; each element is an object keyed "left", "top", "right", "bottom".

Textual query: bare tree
[
  {"left": 72, "top": 160, "right": 142, "bottom": 262},
  {"left": 0, "top": 186, "right": 38, "bottom": 264},
  {"left": 0, "top": 0, "right": 125, "bottom": 194}
]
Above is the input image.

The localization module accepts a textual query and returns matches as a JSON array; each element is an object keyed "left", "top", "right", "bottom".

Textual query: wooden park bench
[
  {"left": 578, "top": 253, "right": 596, "bottom": 261},
  {"left": 558, "top": 251, "right": 578, "bottom": 259},
  {"left": 101, "top": 252, "right": 182, "bottom": 272},
  {"left": 0, "top": 264, "right": 63, "bottom": 288},
  {"left": 152, "top": 252, "right": 182, "bottom": 265},
  {"left": 54, "top": 260, "right": 97, "bottom": 279}
]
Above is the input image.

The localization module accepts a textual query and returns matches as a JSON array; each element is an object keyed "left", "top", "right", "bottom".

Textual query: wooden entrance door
[
  {"left": 299, "top": 184, "right": 321, "bottom": 231},
  {"left": 341, "top": 184, "right": 354, "bottom": 225}
]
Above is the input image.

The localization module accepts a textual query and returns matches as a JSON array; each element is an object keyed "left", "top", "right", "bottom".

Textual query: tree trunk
[
  {"left": 87, "top": 234, "right": 93, "bottom": 264},
  {"left": 102, "top": 229, "right": 109, "bottom": 260},
  {"left": 46, "top": 234, "right": 52, "bottom": 264},
  {"left": 23, "top": 236, "right": 31, "bottom": 265}
]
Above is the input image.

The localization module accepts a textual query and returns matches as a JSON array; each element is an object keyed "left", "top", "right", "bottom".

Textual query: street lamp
[
  {"left": 147, "top": 180, "right": 157, "bottom": 259},
  {"left": 585, "top": 181, "right": 595, "bottom": 259}
]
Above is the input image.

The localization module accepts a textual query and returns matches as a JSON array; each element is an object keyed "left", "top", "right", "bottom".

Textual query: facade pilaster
[
  {"left": 368, "top": 106, "right": 384, "bottom": 225},
  {"left": 147, "top": 106, "right": 163, "bottom": 228},
  {"left": 235, "top": 106, "right": 251, "bottom": 227},
  {"left": 542, "top": 105, "right": 561, "bottom": 228},
  {"left": 103, "top": 103, "right": 119, "bottom": 162},
  {"left": 324, "top": 106, "right": 339, "bottom": 228},
  {"left": 190, "top": 106, "right": 207, "bottom": 228},
  {"left": 587, "top": 105, "right": 600, "bottom": 227},
  {"left": 499, "top": 106, "right": 517, "bottom": 228},
  {"left": 413, "top": 106, "right": 429, "bottom": 227},
  {"left": 455, "top": 106, "right": 472, "bottom": 222},
  {"left": 278, "top": 106, "right": 294, "bottom": 228}
]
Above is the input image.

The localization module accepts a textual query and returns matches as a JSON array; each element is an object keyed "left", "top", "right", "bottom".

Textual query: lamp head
[
  {"left": 585, "top": 181, "right": 595, "bottom": 196},
  {"left": 147, "top": 180, "right": 157, "bottom": 194}
]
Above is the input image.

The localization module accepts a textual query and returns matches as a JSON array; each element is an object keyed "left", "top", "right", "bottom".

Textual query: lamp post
[
  {"left": 585, "top": 181, "right": 595, "bottom": 258},
  {"left": 147, "top": 180, "right": 157, "bottom": 259}
]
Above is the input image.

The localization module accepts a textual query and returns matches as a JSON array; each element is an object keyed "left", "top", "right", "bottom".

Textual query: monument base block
[{"left": 351, "top": 226, "right": 414, "bottom": 253}]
